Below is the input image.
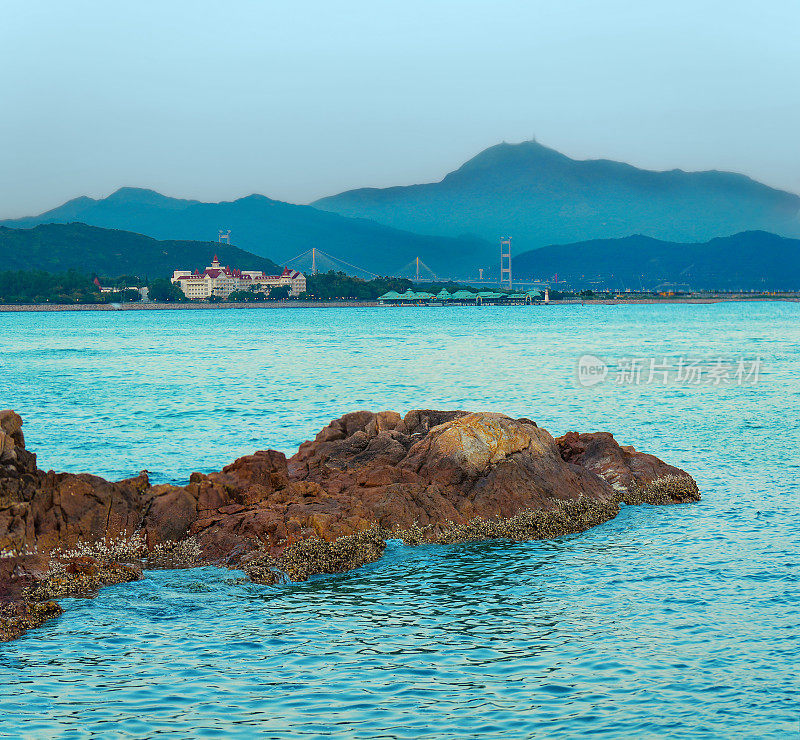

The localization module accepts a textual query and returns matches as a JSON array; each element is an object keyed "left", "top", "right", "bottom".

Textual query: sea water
[{"left": 0, "top": 303, "right": 798, "bottom": 737}]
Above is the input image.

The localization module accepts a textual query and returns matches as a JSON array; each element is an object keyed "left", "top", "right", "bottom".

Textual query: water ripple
[{"left": 0, "top": 304, "right": 798, "bottom": 737}]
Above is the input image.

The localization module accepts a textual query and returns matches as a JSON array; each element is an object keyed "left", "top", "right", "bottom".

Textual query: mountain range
[
  {"left": 315, "top": 141, "right": 800, "bottom": 252},
  {"left": 3, "top": 140, "right": 800, "bottom": 285},
  {"left": 0, "top": 188, "right": 492, "bottom": 279},
  {"left": 0, "top": 222, "right": 281, "bottom": 278},
  {"left": 513, "top": 231, "right": 800, "bottom": 291}
]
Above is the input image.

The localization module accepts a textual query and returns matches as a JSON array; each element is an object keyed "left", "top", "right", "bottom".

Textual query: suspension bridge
[{"left": 277, "top": 247, "right": 440, "bottom": 282}]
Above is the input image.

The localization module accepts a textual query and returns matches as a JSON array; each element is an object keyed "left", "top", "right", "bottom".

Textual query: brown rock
[
  {"left": 0, "top": 469, "right": 150, "bottom": 554},
  {"left": 221, "top": 450, "right": 289, "bottom": 490},
  {"left": 0, "top": 409, "right": 36, "bottom": 475},
  {"left": 0, "top": 410, "right": 25, "bottom": 450},
  {"left": 0, "top": 408, "right": 700, "bottom": 619},
  {"left": 0, "top": 554, "right": 50, "bottom": 602},
  {"left": 142, "top": 484, "right": 198, "bottom": 547},
  {"left": 555, "top": 431, "right": 700, "bottom": 504},
  {"left": 286, "top": 411, "right": 618, "bottom": 536}
]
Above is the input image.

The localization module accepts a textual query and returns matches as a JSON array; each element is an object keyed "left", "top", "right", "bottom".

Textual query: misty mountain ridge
[
  {"left": 4, "top": 140, "right": 800, "bottom": 282},
  {"left": 512, "top": 230, "right": 800, "bottom": 291},
  {"left": 313, "top": 140, "right": 800, "bottom": 251},
  {"left": 2, "top": 190, "right": 493, "bottom": 279}
]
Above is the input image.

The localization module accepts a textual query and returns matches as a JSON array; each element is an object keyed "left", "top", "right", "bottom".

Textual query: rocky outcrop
[
  {"left": 0, "top": 408, "right": 701, "bottom": 642},
  {"left": 0, "top": 417, "right": 150, "bottom": 555},
  {"left": 555, "top": 431, "right": 700, "bottom": 504},
  {"left": 179, "top": 411, "right": 624, "bottom": 569},
  {"left": 0, "top": 412, "right": 150, "bottom": 641},
  {"left": 286, "top": 410, "right": 619, "bottom": 533}
]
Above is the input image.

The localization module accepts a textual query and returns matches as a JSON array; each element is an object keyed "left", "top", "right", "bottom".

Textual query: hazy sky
[{"left": 3, "top": 0, "right": 799, "bottom": 217}]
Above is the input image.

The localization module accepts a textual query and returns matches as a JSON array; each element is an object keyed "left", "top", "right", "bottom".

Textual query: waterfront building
[
  {"left": 379, "top": 289, "right": 479, "bottom": 304},
  {"left": 378, "top": 288, "right": 543, "bottom": 306},
  {"left": 450, "top": 290, "right": 478, "bottom": 302},
  {"left": 171, "top": 256, "right": 306, "bottom": 299}
]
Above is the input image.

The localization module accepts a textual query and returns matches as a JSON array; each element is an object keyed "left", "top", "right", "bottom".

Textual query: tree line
[
  {"left": 0, "top": 270, "right": 186, "bottom": 304},
  {"left": 0, "top": 268, "right": 480, "bottom": 305}
]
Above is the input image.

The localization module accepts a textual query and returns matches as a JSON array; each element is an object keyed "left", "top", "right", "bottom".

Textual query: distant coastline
[
  {"left": 1, "top": 295, "right": 798, "bottom": 312},
  {"left": 0, "top": 300, "right": 378, "bottom": 312}
]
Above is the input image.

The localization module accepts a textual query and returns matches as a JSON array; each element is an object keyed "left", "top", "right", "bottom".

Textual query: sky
[{"left": 2, "top": 0, "right": 799, "bottom": 217}]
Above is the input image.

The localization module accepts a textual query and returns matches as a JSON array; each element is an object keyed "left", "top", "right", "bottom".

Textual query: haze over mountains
[
  {"left": 513, "top": 231, "right": 800, "bottom": 291},
  {"left": 3, "top": 140, "right": 800, "bottom": 286},
  {"left": 315, "top": 141, "right": 800, "bottom": 252},
  {"left": 1, "top": 188, "right": 492, "bottom": 279}
]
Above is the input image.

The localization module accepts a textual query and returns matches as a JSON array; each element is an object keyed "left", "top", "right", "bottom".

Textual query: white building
[{"left": 171, "top": 256, "right": 306, "bottom": 300}]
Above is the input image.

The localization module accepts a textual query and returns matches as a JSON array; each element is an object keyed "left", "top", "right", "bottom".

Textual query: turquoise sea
[{"left": 0, "top": 303, "right": 798, "bottom": 738}]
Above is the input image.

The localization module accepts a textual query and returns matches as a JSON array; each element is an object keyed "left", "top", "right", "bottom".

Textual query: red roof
[{"left": 177, "top": 266, "right": 302, "bottom": 281}]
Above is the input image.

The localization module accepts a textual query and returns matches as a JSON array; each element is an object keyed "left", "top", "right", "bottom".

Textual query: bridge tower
[
  {"left": 500, "top": 237, "right": 512, "bottom": 288},
  {"left": 218, "top": 229, "right": 231, "bottom": 244}
]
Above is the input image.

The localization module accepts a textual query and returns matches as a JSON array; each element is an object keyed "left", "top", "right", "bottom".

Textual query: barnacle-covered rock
[
  {"left": 623, "top": 474, "right": 701, "bottom": 505},
  {"left": 244, "top": 526, "right": 387, "bottom": 584},
  {"left": 145, "top": 537, "right": 203, "bottom": 569},
  {"left": 26, "top": 556, "right": 143, "bottom": 601},
  {"left": 0, "top": 599, "right": 62, "bottom": 643},
  {"left": 398, "top": 499, "right": 620, "bottom": 545}
]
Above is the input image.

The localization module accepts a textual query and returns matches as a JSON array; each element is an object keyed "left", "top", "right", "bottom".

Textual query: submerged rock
[
  {"left": 0, "top": 408, "right": 701, "bottom": 642},
  {"left": 0, "top": 599, "right": 62, "bottom": 643}
]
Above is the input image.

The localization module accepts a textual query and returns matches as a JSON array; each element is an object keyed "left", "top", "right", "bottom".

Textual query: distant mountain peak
[
  {"left": 445, "top": 140, "right": 571, "bottom": 180},
  {"left": 63, "top": 195, "right": 97, "bottom": 206},
  {"left": 105, "top": 187, "right": 197, "bottom": 208},
  {"left": 314, "top": 140, "right": 800, "bottom": 248},
  {"left": 107, "top": 186, "right": 160, "bottom": 198},
  {"left": 234, "top": 193, "right": 277, "bottom": 205}
]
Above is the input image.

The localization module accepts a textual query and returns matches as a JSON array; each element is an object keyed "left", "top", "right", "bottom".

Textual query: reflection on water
[{"left": 1, "top": 303, "right": 798, "bottom": 737}]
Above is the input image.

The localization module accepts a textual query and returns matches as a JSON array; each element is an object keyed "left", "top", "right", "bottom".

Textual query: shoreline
[
  {"left": 0, "top": 300, "right": 379, "bottom": 312},
  {"left": 0, "top": 295, "right": 797, "bottom": 312}
]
